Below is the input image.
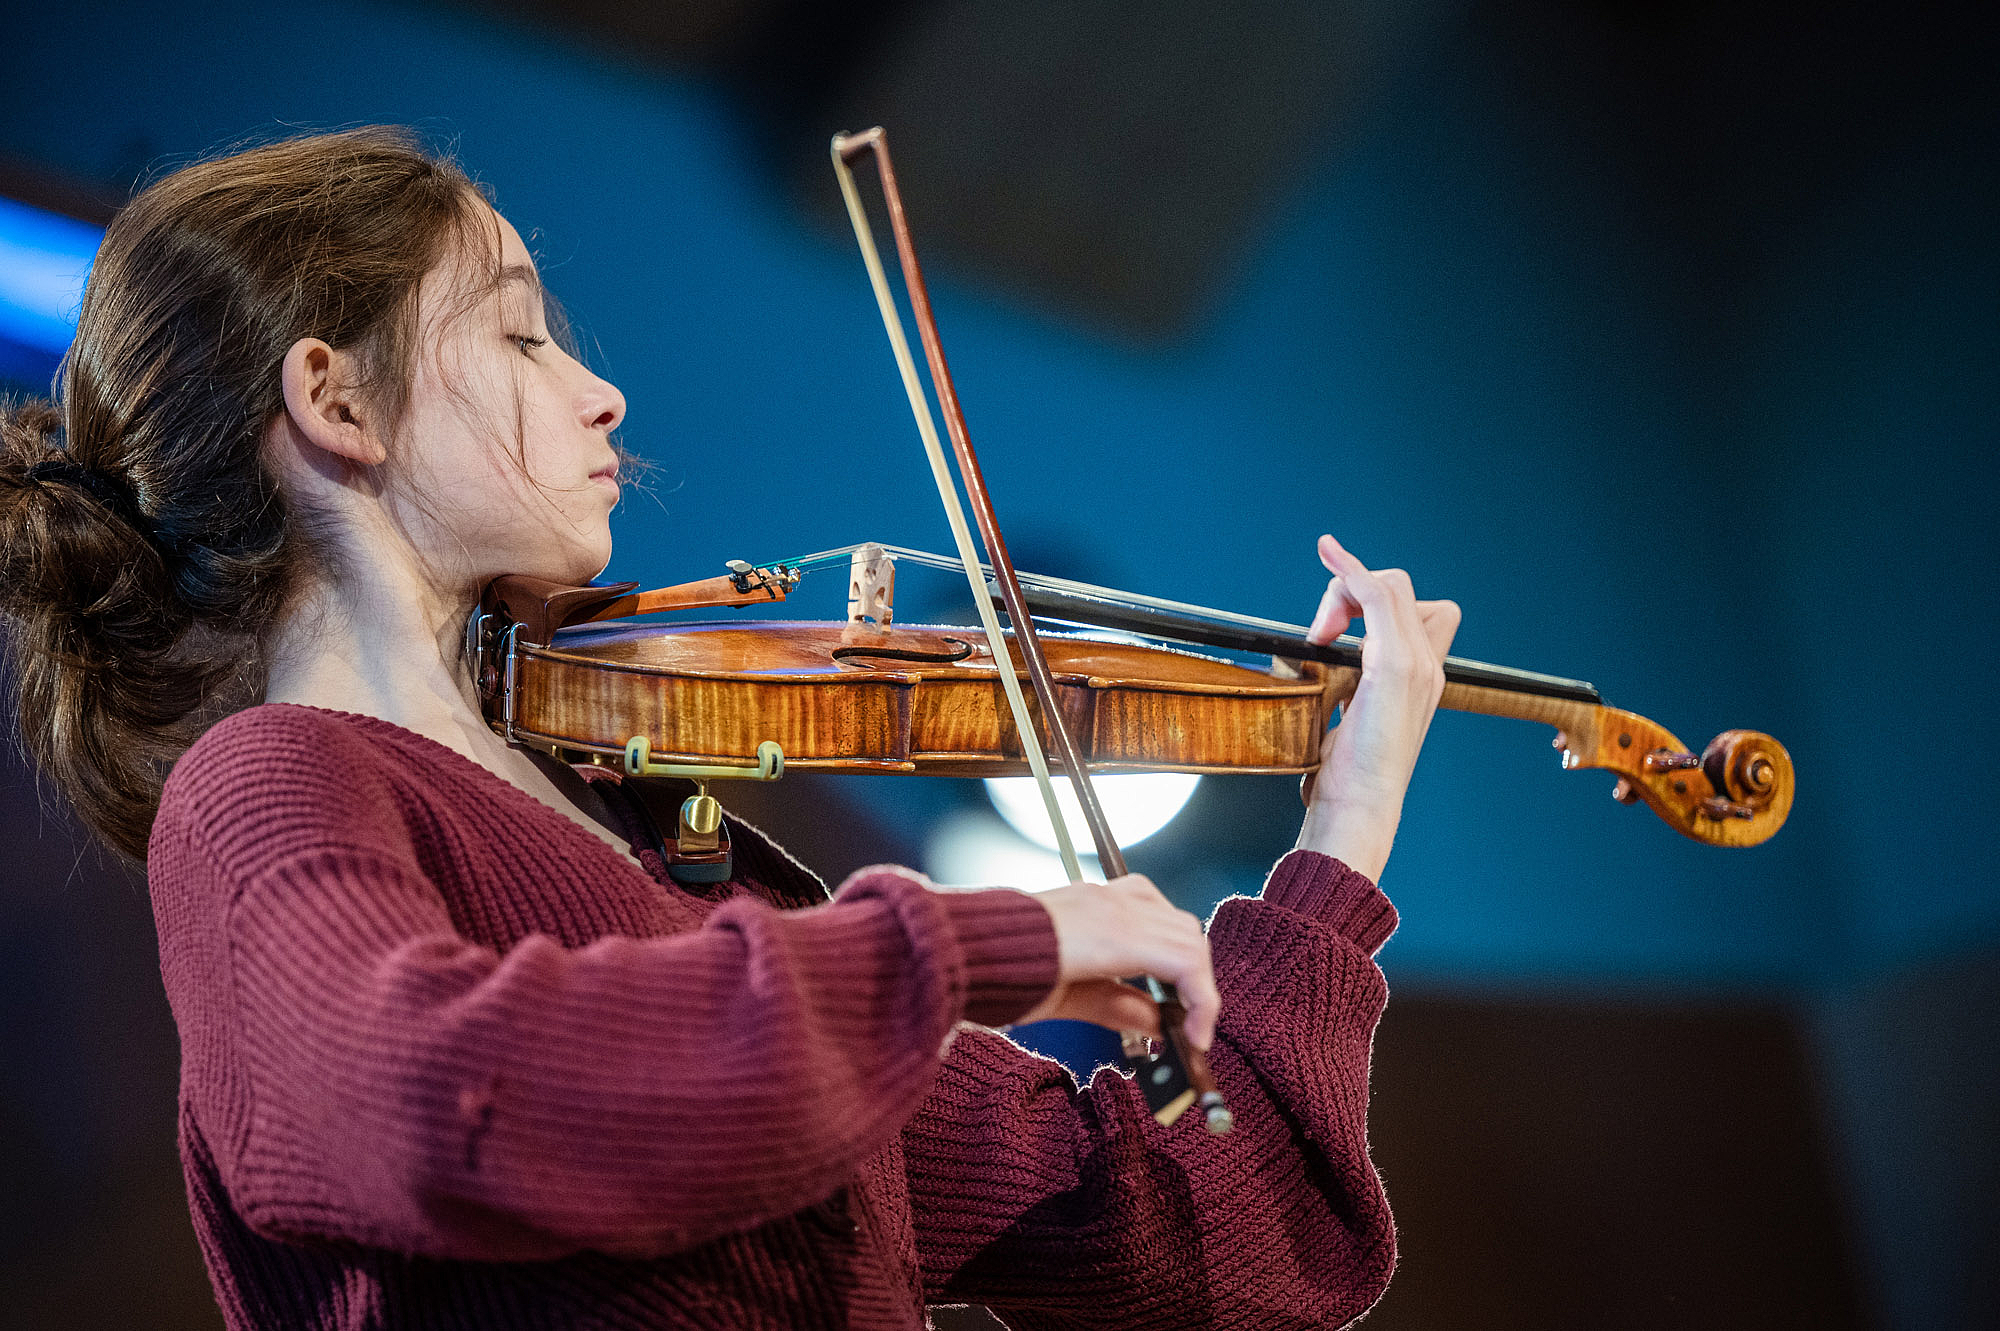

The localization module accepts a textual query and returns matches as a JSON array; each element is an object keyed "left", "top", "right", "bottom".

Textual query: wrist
[
  {"left": 933, "top": 887, "right": 1062, "bottom": 1026},
  {"left": 1296, "top": 794, "right": 1401, "bottom": 883}
]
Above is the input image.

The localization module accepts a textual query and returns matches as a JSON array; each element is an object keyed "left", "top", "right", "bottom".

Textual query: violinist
[{"left": 0, "top": 126, "right": 1461, "bottom": 1330}]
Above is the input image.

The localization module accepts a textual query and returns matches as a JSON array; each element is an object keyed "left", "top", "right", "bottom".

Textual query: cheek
[
  {"left": 423, "top": 360, "right": 544, "bottom": 502},
  {"left": 395, "top": 359, "right": 607, "bottom": 575}
]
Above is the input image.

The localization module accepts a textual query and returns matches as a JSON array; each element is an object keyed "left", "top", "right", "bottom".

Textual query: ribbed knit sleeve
[
  {"left": 148, "top": 709, "right": 1059, "bottom": 1265},
  {"left": 902, "top": 849, "right": 1397, "bottom": 1329}
]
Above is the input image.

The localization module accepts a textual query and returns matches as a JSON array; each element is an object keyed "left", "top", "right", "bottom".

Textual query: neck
[{"left": 263, "top": 551, "right": 497, "bottom": 763}]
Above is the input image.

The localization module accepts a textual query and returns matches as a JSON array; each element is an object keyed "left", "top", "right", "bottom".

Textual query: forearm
[{"left": 208, "top": 851, "right": 1057, "bottom": 1261}]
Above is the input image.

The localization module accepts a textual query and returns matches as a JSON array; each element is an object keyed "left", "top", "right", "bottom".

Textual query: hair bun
[
  {"left": 1, "top": 394, "right": 64, "bottom": 458},
  {"left": 24, "top": 454, "right": 152, "bottom": 531},
  {"left": 3, "top": 396, "right": 70, "bottom": 500},
  {"left": 4, "top": 395, "right": 169, "bottom": 557},
  {"left": 2, "top": 393, "right": 176, "bottom": 624}
]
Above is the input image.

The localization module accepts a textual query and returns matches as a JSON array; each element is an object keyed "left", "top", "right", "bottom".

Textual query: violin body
[{"left": 496, "top": 617, "right": 1335, "bottom": 778}]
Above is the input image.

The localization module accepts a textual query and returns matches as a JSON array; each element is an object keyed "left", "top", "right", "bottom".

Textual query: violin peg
[
  {"left": 1698, "top": 796, "right": 1756, "bottom": 821},
  {"left": 1611, "top": 777, "right": 1642, "bottom": 805},
  {"left": 1643, "top": 749, "right": 1703, "bottom": 773}
]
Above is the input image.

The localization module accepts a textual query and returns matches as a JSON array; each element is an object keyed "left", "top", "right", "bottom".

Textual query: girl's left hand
[{"left": 1296, "top": 534, "right": 1461, "bottom": 882}]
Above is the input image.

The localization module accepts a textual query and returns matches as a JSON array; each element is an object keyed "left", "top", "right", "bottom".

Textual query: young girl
[{"left": 0, "top": 127, "right": 1459, "bottom": 1330}]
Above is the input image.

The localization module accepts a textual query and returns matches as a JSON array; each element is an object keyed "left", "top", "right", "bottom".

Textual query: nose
[{"left": 579, "top": 366, "right": 626, "bottom": 433}]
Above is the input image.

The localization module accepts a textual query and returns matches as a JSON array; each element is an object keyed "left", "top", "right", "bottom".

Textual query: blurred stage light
[
  {"left": 0, "top": 195, "right": 98, "bottom": 355},
  {"left": 983, "top": 772, "right": 1200, "bottom": 854},
  {"left": 925, "top": 808, "right": 1090, "bottom": 890}
]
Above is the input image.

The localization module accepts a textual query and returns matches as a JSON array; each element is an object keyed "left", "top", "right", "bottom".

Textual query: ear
[{"left": 279, "top": 337, "right": 387, "bottom": 467}]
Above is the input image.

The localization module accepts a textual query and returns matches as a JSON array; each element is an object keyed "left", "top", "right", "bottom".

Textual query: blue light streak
[{"left": 0, "top": 195, "right": 101, "bottom": 357}]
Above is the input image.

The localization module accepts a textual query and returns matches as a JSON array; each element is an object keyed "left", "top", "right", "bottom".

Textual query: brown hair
[{"left": 0, "top": 126, "right": 495, "bottom": 860}]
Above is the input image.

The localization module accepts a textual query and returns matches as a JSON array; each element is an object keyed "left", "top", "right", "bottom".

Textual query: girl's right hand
[{"left": 1016, "top": 873, "right": 1219, "bottom": 1051}]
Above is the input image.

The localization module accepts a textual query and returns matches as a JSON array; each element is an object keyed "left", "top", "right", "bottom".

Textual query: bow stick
[{"left": 831, "top": 127, "right": 1231, "bottom": 1133}]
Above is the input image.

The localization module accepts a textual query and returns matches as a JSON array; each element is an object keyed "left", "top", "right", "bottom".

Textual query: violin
[
  {"left": 472, "top": 543, "right": 1794, "bottom": 849},
  {"left": 473, "top": 127, "right": 1794, "bottom": 1135}
]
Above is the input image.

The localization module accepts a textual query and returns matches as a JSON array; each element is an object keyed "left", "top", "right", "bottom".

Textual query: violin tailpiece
[{"left": 587, "top": 563, "right": 800, "bottom": 626}]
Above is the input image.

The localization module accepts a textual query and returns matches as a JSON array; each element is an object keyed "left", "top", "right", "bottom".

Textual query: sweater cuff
[
  {"left": 1259, "top": 849, "right": 1399, "bottom": 955},
  {"left": 934, "top": 887, "right": 1061, "bottom": 1027}
]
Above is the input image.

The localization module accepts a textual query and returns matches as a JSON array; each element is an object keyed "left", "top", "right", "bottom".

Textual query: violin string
[
  {"left": 782, "top": 543, "right": 1337, "bottom": 638},
  {"left": 829, "top": 142, "right": 1087, "bottom": 883},
  {"left": 775, "top": 542, "right": 1594, "bottom": 698}
]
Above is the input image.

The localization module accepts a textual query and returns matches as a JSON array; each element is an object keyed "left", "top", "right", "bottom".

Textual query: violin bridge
[{"left": 848, "top": 542, "right": 895, "bottom": 630}]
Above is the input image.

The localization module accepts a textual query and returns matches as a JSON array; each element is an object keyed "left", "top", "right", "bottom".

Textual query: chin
[
  {"left": 545, "top": 516, "right": 616, "bottom": 586},
  {"left": 552, "top": 551, "right": 613, "bottom": 589},
  {"left": 494, "top": 540, "right": 612, "bottom": 592},
  {"left": 572, "top": 531, "right": 616, "bottom": 585}
]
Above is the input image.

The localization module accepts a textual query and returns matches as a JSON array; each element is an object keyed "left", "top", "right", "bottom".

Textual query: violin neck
[
  {"left": 997, "top": 579, "right": 1603, "bottom": 710},
  {"left": 1437, "top": 678, "right": 1604, "bottom": 754}
]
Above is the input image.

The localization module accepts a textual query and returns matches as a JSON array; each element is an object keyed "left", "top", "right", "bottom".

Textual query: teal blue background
[
  {"left": 2, "top": 3, "right": 1993, "bottom": 1325},
  {"left": 7, "top": 0, "right": 1992, "bottom": 991}
]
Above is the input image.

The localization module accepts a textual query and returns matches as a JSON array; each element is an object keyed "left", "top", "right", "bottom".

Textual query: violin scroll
[{"left": 1566, "top": 707, "right": 1794, "bottom": 847}]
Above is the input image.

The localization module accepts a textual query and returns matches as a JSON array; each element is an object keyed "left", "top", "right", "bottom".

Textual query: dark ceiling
[
  {"left": 21, "top": 0, "right": 1995, "bottom": 343},
  {"left": 450, "top": 0, "right": 1995, "bottom": 343},
  {"left": 456, "top": 0, "right": 1431, "bottom": 340}
]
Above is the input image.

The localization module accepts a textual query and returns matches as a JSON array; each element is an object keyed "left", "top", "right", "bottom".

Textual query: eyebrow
[{"left": 497, "top": 263, "right": 543, "bottom": 294}]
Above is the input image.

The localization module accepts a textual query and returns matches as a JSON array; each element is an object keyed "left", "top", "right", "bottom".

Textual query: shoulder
[
  {"left": 177, "top": 700, "right": 388, "bottom": 766},
  {"left": 151, "top": 705, "right": 413, "bottom": 875},
  {"left": 162, "top": 704, "right": 401, "bottom": 817}
]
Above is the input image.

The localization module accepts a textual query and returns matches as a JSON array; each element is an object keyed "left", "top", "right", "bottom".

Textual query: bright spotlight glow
[
  {"left": 983, "top": 772, "right": 1201, "bottom": 853},
  {"left": 925, "top": 809, "right": 1090, "bottom": 890}
]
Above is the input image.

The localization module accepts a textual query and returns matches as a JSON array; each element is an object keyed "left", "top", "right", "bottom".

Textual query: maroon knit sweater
[{"left": 146, "top": 704, "right": 1398, "bottom": 1329}]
